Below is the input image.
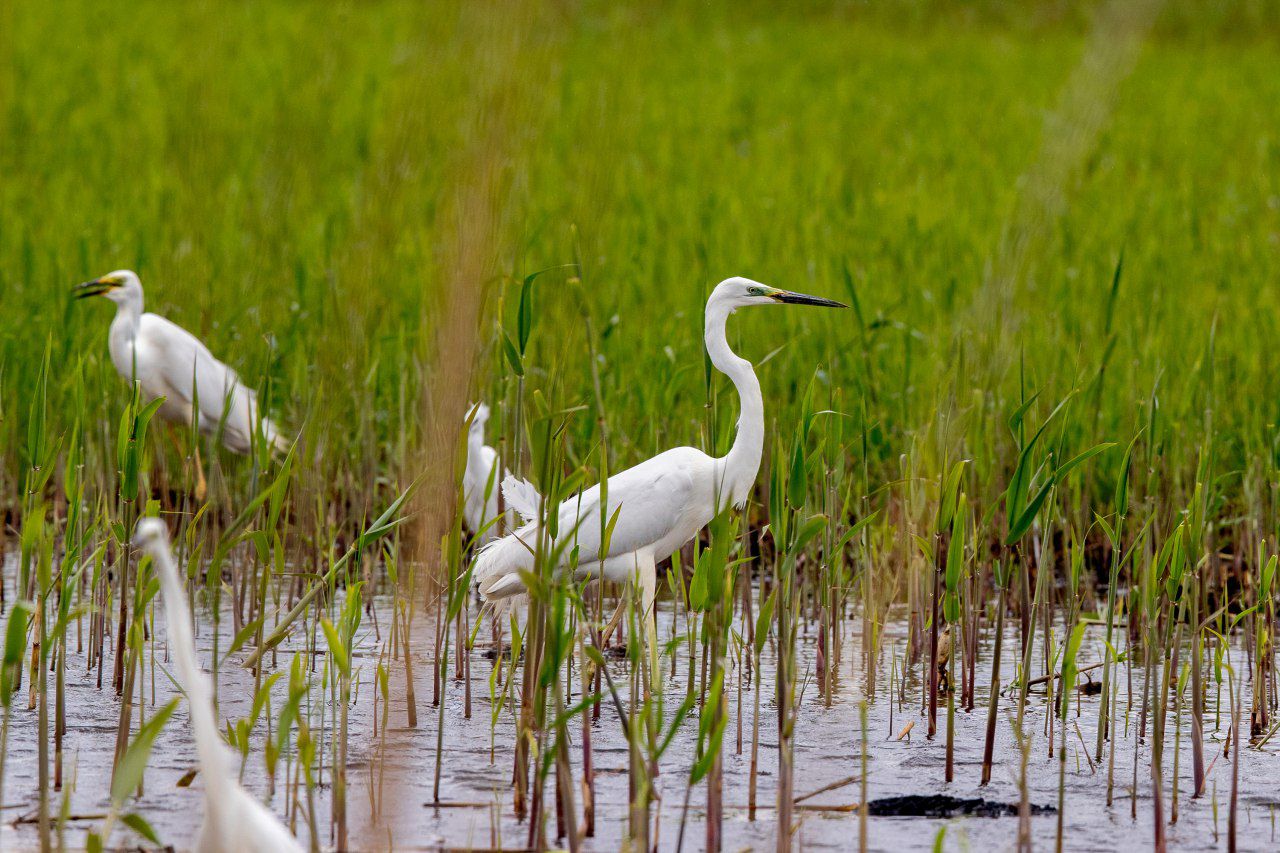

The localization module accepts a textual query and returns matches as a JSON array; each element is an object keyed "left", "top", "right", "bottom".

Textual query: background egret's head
[
  {"left": 710, "top": 276, "right": 847, "bottom": 311},
  {"left": 467, "top": 402, "right": 490, "bottom": 437},
  {"left": 74, "top": 269, "right": 142, "bottom": 304},
  {"left": 132, "top": 517, "right": 170, "bottom": 549}
]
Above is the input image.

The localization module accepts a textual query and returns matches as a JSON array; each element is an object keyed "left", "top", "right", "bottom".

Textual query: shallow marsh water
[{"left": 3, "top": 551, "right": 1278, "bottom": 851}]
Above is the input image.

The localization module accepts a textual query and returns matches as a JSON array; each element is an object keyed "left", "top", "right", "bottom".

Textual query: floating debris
[{"left": 867, "top": 795, "right": 1056, "bottom": 818}]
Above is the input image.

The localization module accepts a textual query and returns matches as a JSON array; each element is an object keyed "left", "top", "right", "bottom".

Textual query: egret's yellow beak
[
  {"left": 767, "top": 288, "right": 847, "bottom": 308},
  {"left": 73, "top": 276, "right": 119, "bottom": 299}
]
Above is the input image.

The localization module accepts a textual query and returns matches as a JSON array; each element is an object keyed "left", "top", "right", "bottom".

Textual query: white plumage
[
  {"left": 462, "top": 402, "right": 514, "bottom": 543},
  {"left": 472, "top": 278, "right": 845, "bottom": 629},
  {"left": 479, "top": 449, "right": 712, "bottom": 606},
  {"left": 500, "top": 473, "right": 541, "bottom": 526},
  {"left": 77, "top": 270, "right": 288, "bottom": 455},
  {"left": 133, "top": 519, "right": 304, "bottom": 853}
]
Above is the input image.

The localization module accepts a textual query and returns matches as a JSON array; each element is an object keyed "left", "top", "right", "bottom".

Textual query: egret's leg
[
  {"left": 162, "top": 425, "right": 206, "bottom": 502},
  {"left": 599, "top": 596, "right": 627, "bottom": 649},
  {"left": 162, "top": 425, "right": 184, "bottom": 487},
  {"left": 581, "top": 596, "right": 627, "bottom": 690},
  {"left": 637, "top": 553, "right": 659, "bottom": 695},
  {"left": 192, "top": 442, "right": 208, "bottom": 503}
]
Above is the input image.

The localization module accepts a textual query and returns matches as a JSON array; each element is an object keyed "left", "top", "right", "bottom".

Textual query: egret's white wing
[
  {"left": 549, "top": 448, "right": 705, "bottom": 563},
  {"left": 474, "top": 447, "right": 712, "bottom": 601},
  {"left": 139, "top": 313, "right": 241, "bottom": 414},
  {"left": 138, "top": 313, "right": 281, "bottom": 453}
]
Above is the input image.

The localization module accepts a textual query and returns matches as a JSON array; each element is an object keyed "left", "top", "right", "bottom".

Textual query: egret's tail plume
[
  {"left": 265, "top": 417, "right": 292, "bottom": 455},
  {"left": 463, "top": 477, "right": 542, "bottom": 618},
  {"left": 471, "top": 524, "right": 543, "bottom": 623},
  {"left": 501, "top": 475, "right": 541, "bottom": 524},
  {"left": 472, "top": 528, "right": 536, "bottom": 599}
]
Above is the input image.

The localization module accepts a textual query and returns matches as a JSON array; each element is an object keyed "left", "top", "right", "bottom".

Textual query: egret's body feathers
[{"left": 475, "top": 446, "right": 714, "bottom": 601}]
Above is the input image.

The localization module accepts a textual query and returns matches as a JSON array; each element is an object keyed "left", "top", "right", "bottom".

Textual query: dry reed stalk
[{"left": 366, "top": 2, "right": 563, "bottom": 846}]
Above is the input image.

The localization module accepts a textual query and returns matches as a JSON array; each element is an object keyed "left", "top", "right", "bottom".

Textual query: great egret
[
  {"left": 462, "top": 402, "right": 512, "bottom": 543},
  {"left": 133, "top": 518, "right": 304, "bottom": 853},
  {"left": 472, "top": 277, "right": 845, "bottom": 673},
  {"left": 75, "top": 271, "right": 288, "bottom": 493}
]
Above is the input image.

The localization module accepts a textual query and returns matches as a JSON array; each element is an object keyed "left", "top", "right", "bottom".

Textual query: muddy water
[
  {"left": 377, "top": 605, "right": 1280, "bottom": 852},
  {"left": 3, "top": 554, "right": 1278, "bottom": 851}
]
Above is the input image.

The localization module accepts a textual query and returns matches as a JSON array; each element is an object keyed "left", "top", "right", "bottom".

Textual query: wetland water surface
[{"left": 2, "top": 551, "right": 1278, "bottom": 851}]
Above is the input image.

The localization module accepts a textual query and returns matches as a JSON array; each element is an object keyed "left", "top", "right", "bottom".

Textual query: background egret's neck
[
  {"left": 153, "top": 546, "right": 234, "bottom": 798},
  {"left": 705, "top": 298, "right": 764, "bottom": 508},
  {"left": 466, "top": 430, "right": 485, "bottom": 470}
]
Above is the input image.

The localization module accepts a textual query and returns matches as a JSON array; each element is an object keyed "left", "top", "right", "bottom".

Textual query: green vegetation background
[{"left": 1, "top": 0, "right": 1278, "bottom": 528}]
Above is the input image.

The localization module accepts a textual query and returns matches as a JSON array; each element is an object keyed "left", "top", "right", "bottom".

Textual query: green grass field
[
  {"left": 3, "top": 1, "right": 1280, "bottom": 849},
  {"left": 3, "top": 0, "right": 1277, "bottom": 521}
]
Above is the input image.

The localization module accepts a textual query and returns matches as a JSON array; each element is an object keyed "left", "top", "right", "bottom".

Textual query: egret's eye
[{"left": 746, "top": 286, "right": 765, "bottom": 296}]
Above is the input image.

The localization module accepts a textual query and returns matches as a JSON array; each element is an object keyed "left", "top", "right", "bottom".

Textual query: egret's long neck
[
  {"left": 112, "top": 288, "right": 144, "bottom": 333},
  {"left": 466, "top": 430, "right": 485, "bottom": 475},
  {"left": 108, "top": 291, "right": 145, "bottom": 382},
  {"left": 705, "top": 300, "right": 764, "bottom": 509},
  {"left": 152, "top": 544, "right": 233, "bottom": 799}
]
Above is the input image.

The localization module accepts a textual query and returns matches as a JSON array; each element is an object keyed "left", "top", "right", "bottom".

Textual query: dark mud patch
[{"left": 868, "top": 794, "right": 1056, "bottom": 818}]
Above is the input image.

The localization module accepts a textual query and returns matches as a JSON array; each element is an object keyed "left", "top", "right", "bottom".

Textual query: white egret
[
  {"left": 133, "top": 518, "right": 304, "bottom": 853},
  {"left": 472, "top": 277, "right": 845, "bottom": 672},
  {"left": 75, "top": 270, "right": 288, "bottom": 494},
  {"left": 462, "top": 402, "right": 513, "bottom": 543}
]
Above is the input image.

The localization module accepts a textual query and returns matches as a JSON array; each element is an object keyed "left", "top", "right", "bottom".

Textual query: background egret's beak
[
  {"left": 769, "top": 288, "right": 847, "bottom": 308},
  {"left": 73, "top": 278, "right": 114, "bottom": 299}
]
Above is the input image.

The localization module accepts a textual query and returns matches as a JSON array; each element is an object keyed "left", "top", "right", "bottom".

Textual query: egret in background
[
  {"left": 134, "top": 518, "right": 304, "bottom": 853},
  {"left": 462, "top": 402, "right": 513, "bottom": 543},
  {"left": 76, "top": 270, "right": 289, "bottom": 497},
  {"left": 472, "top": 277, "right": 845, "bottom": 677}
]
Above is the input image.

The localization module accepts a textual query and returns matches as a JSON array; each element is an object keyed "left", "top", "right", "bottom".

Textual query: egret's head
[
  {"left": 467, "top": 402, "right": 490, "bottom": 437},
  {"left": 132, "top": 517, "right": 169, "bottom": 550},
  {"left": 74, "top": 270, "right": 142, "bottom": 304},
  {"left": 710, "top": 276, "right": 847, "bottom": 311}
]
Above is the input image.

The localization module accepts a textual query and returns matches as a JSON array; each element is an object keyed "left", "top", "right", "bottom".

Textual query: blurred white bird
[
  {"left": 462, "top": 402, "right": 513, "bottom": 543},
  {"left": 76, "top": 271, "right": 288, "bottom": 493},
  {"left": 134, "top": 518, "right": 304, "bottom": 853},
  {"left": 472, "top": 277, "right": 845, "bottom": 675}
]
